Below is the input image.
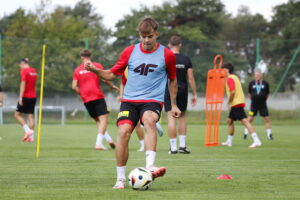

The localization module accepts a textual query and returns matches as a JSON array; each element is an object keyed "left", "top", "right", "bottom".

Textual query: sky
[{"left": 0, "top": 0, "right": 287, "bottom": 30}]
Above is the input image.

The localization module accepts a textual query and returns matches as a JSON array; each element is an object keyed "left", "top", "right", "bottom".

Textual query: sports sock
[
  {"left": 30, "top": 130, "right": 34, "bottom": 139},
  {"left": 23, "top": 124, "right": 30, "bottom": 133},
  {"left": 251, "top": 132, "right": 260, "bottom": 143},
  {"left": 227, "top": 135, "right": 233, "bottom": 143},
  {"left": 145, "top": 150, "right": 156, "bottom": 169},
  {"left": 139, "top": 140, "right": 145, "bottom": 148},
  {"left": 266, "top": 128, "right": 272, "bottom": 135},
  {"left": 116, "top": 166, "right": 126, "bottom": 180},
  {"left": 104, "top": 131, "right": 113, "bottom": 142},
  {"left": 96, "top": 133, "right": 104, "bottom": 146},
  {"left": 179, "top": 135, "right": 186, "bottom": 148},
  {"left": 169, "top": 138, "right": 177, "bottom": 151},
  {"left": 244, "top": 128, "right": 249, "bottom": 135}
]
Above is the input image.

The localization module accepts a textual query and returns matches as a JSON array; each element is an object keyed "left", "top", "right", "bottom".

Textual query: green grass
[{"left": 0, "top": 124, "right": 300, "bottom": 200}]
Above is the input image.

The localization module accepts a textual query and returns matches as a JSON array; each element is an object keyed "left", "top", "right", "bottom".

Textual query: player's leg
[
  {"left": 113, "top": 102, "right": 138, "bottom": 189},
  {"left": 167, "top": 111, "right": 177, "bottom": 154},
  {"left": 135, "top": 121, "right": 145, "bottom": 151},
  {"left": 240, "top": 118, "right": 262, "bottom": 148},
  {"left": 178, "top": 112, "right": 190, "bottom": 154},
  {"left": 25, "top": 113, "right": 35, "bottom": 142},
  {"left": 260, "top": 105, "right": 273, "bottom": 140},
  {"left": 114, "top": 123, "right": 134, "bottom": 189},
  {"left": 222, "top": 118, "right": 234, "bottom": 147},
  {"left": 15, "top": 98, "right": 33, "bottom": 142},
  {"left": 141, "top": 103, "right": 166, "bottom": 179},
  {"left": 244, "top": 104, "right": 256, "bottom": 139},
  {"left": 95, "top": 114, "right": 109, "bottom": 150},
  {"left": 177, "top": 89, "right": 190, "bottom": 154}
]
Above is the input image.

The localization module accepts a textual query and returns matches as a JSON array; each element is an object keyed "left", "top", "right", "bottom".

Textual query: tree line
[{"left": 0, "top": 0, "right": 299, "bottom": 94}]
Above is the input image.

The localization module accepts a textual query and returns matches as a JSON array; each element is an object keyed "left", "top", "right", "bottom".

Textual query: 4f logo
[{"left": 134, "top": 63, "right": 158, "bottom": 76}]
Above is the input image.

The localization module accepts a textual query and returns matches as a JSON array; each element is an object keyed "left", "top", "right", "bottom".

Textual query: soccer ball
[{"left": 128, "top": 167, "right": 153, "bottom": 190}]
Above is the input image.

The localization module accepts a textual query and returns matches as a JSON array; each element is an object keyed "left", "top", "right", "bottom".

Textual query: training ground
[{"left": 0, "top": 124, "right": 299, "bottom": 200}]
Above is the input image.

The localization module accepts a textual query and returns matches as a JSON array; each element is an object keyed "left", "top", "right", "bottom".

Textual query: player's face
[
  {"left": 255, "top": 72, "right": 262, "bottom": 81},
  {"left": 139, "top": 31, "right": 159, "bottom": 52}
]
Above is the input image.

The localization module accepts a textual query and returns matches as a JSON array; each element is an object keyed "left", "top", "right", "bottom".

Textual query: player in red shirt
[
  {"left": 85, "top": 17, "right": 181, "bottom": 189},
  {"left": 14, "top": 58, "right": 37, "bottom": 142},
  {"left": 72, "top": 49, "right": 118, "bottom": 150}
]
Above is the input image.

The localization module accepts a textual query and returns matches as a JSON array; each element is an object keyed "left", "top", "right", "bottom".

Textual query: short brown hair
[
  {"left": 19, "top": 57, "right": 29, "bottom": 64},
  {"left": 169, "top": 35, "right": 182, "bottom": 46},
  {"left": 137, "top": 17, "right": 158, "bottom": 34},
  {"left": 80, "top": 49, "right": 92, "bottom": 58}
]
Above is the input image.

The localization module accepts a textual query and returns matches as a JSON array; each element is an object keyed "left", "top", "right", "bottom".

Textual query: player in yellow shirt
[{"left": 221, "top": 63, "right": 262, "bottom": 148}]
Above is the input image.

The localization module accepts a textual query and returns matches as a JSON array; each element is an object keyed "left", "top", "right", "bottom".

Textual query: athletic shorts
[
  {"left": 16, "top": 98, "right": 36, "bottom": 114},
  {"left": 249, "top": 103, "right": 269, "bottom": 117},
  {"left": 229, "top": 107, "right": 247, "bottom": 121},
  {"left": 117, "top": 102, "right": 162, "bottom": 128},
  {"left": 164, "top": 88, "right": 188, "bottom": 112},
  {"left": 84, "top": 98, "right": 109, "bottom": 118}
]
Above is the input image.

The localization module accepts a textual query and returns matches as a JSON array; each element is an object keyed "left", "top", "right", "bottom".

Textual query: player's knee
[
  {"left": 142, "top": 117, "right": 156, "bottom": 128},
  {"left": 14, "top": 112, "right": 20, "bottom": 118},
  {"left": 227, "top": 119, "right": 233, "bottom": 125},
  {"left": 118, "top": 128, "right": 131, "bottom": 141}
]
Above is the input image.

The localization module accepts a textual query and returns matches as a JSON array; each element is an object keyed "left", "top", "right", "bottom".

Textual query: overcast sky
[{"left": 0, "top": 0, "right": 287, "bottom": 30}]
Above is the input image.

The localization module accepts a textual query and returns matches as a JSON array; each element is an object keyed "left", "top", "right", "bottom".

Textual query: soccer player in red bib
[
  {"left": 72, "top": 49, "right": 118, "bottom": 150},
  {"left": 85, "top": 17, "right": 181, "bottom": 189},
  {"left": 14, "top": 58, "right": 37, "bottom": 142}
]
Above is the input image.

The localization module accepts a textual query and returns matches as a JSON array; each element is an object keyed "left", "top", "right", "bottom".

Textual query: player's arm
[
  {"left": 187, "top": 68, "right": 197, "bottom": 106},
  {"left": 117, "top": 83, "right": 125, "bottom": 102},
  {"left": 248, "top": 82, "right": 252, "bottom": 99},
  {"left": 266, "top": 82, "right": 270, "bottom": 99},
  {"left": 85, "top": 62, "right": 116, "bottom": 80},
  {"left": 165, "top": 48, "right": 181, "bottom": 118},
  {"left": 102, "top": 80, "right": 119, "bottom": 93},
  {"left": 86, "top": 46, "right": 134, "bottom": 81},
  {"left": 18, "top": 81, "right": 25, "bottom": 106},
  {"left": 227, "top": 78, "right": 235, "bottom": 105},
  {"left": 72, "top": 80, "right": 80, "bottom": 95}
]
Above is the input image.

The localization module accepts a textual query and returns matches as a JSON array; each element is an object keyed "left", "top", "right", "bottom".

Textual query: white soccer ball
[{"left": 128, "top": 167, "right": 153, "bottom": 190}]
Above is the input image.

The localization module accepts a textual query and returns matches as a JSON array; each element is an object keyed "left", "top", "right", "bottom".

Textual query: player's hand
[
  {"left": 171, "top": 105, "right": 181, "bottom": 118},
  {"left": 191, "top": 95, "right": 197, "bottom": 107},
  {"left": 84, "top": 62, "right": 98, "bottom": 73},
  {"left": 116, "top": 95, "right": 122, "bottom": 102},
  {"left": 18, "top": 98, "right": 23, "bottom": 106},
  {"left": 0, "top": 102, "right": 3, "bottom": 107}
]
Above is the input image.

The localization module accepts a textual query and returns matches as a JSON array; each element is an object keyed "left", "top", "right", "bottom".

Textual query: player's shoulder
[
  {"left": 163, "top": 47, "right": 175, "bottom": 58},
  {"left": 249, "top": 80, "right": 255, "bottom": 84},
  {"left": 93, "top": 62, "right": 104, "bottom": 69}
]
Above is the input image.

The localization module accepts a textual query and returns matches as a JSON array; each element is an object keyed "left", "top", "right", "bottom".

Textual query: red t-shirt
[
  {"left": 73, "top": 62, "right": 105, "bottom": 103},
  {"left": 110, "top": 43, "right": 176, "bottom": 80},
  {"left": 21, "top": 67, "right": 37, "bottom": 98}
]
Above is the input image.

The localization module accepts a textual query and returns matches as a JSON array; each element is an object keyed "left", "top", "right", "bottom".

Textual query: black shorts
[
  {"left": 16, "top": 98, "right": 36, "bottom": 114},
  {"left": 84, "top": 99, "right": 109, "bottom": 118},
  {"left": 249, "top": 103, "right": 269, "bottom": 117},
  {"left": 117, "top": 102, "right": 162, "bottom": 128},
  {"left": 229, "top": 107, "right": 247, "bottom": 121},
  {"left": 164, "top": 88, "right": 188, "bottom": 112}
]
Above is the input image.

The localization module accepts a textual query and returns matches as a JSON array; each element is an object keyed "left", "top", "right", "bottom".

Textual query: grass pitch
[{"left": 0, "top": 124, "right": 299, "bottom": 200}]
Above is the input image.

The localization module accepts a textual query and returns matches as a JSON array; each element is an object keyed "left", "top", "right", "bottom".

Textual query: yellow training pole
[{"left": 36, "top": 44, "right": 46, "bottom": 158}]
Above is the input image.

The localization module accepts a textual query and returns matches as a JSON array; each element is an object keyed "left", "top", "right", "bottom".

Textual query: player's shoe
[
  {"left": 156, "top": 122, "right": 164, "bottom": 137},
  {"left": 178, "top": 147, "right": 191, "bottom": 154},
  {"left": 221, "top": 141, "right": 232, "bottom": 147},
  {"left": 137, "top": 146, "right": 144, "bottom": 152},
  {"left": 108, "top": 141, "right": 116, "bottom": 149},
  {"left": 113, "top": 178, "right": 126, "bottom": 189},
  {"left": 243, "top": 134, "right": 248, "bottom": 140},
  {"left": 267, "top": 134, "right": 274, "bottom": 140},
  {"left": 22, "top": 131, "right": 34, "bottom": 142},
  {"left": 248, "top": 141, "right": 262, "bottom": 148},
  {"left": 149, "top": 166, "right": 166, "bottom": 180},
  {"left": 168, "top": 149, "right": 178, "bottom": 154},
  {"left": 95, "top": 145, "right": 107, "bottom": 150}
]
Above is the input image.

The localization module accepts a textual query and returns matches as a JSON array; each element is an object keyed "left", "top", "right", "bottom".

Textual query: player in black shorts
[
  {"left": 244, "top": 69, "right": 273, "bottom": 140},
  {"left": 165, "top": 35, "right": 197, "bottom": 154}
]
